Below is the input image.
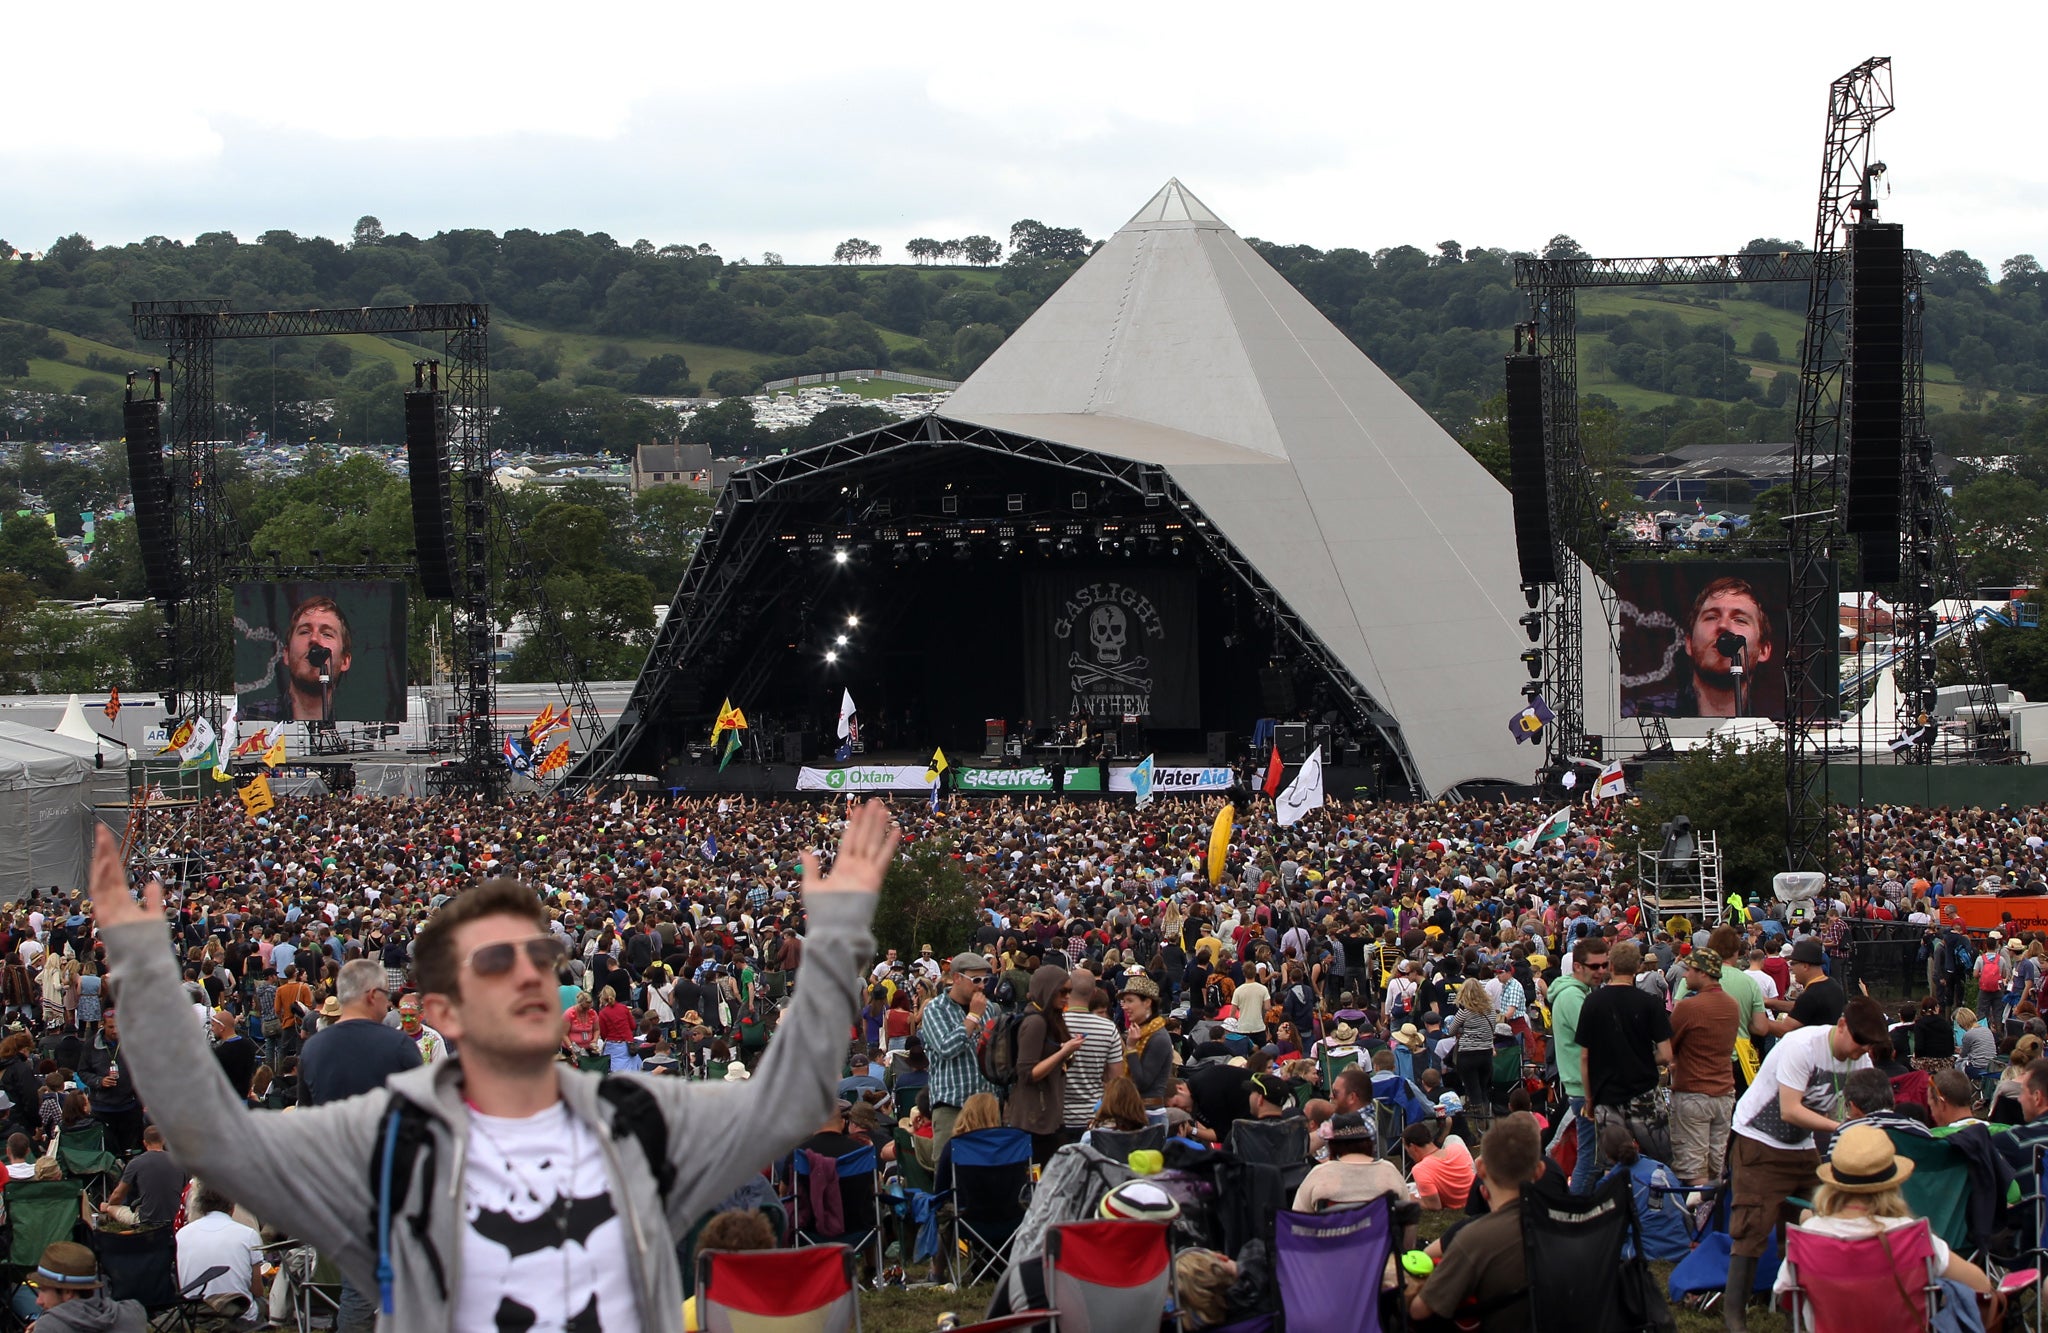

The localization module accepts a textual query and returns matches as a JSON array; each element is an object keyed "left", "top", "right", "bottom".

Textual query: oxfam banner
[{"left": 795, "top": 765, "right": 936, "bottom": 792}]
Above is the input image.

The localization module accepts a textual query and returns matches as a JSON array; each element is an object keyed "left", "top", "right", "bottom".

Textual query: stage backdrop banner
[
  {"left": 1023, "top": 571, "right": 1199, "bottom": 728},
  {"left": 1110, "top": 765, "right": 1233, "bottom": 793},
  {"left": 794, "top": 765, "right": 936, "bottom": 792}
]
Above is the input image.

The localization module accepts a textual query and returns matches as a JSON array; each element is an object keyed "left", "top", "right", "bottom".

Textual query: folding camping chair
[
  {"left": 1490, "top": 1042, "right": 1527, "bottom": 1111},
  {"left": 1085, "top": 1125, "right": 1166, "bottom": 1162},
  {"left": 1320, "top": 1050, "right": 1360, "bottom": 1090},
  {"left": 1884, "top": 1129, "right": 1978, "bottom": 1258},
  {"left": 1782, "top": 1219, "right": 1942, "bottom": 1333},
  {"left": 1227, "top": 1118, "right": 1309, "bottom": 1166},
  {"left": 1520, "top": 1171, "right": 1670, "bottom": 1333},
  {"left": 91, "top": 1224, "right": 179, "bottom": 1313},
  {"left": 291, "top": 1249, "right": 346, "bottom": 1333},
  {"left": 55, "top": 1120, "right": 123, "bottom": 1206},
  {"left": 944, "top": 1127, "right": 1035, "bottom": 1289},
  {"left": 791, "top": 1144, "right": 886, "bottom": 1279},
  {"left": 1275, "top": 1195, "right": 1397, "bottom": 1333},
  {"left": 1042, "top": 1219, "right": 1172, "bottom": 1333},
  {"left": 0, "top": 1180, "right": 86, "bottom": 1329},
  {"left": 155, "top": 1263, "right": 234, "bottom": 1333},
  {"left": 695, "top": 1244, "right": 860, "bottom": 1333}
]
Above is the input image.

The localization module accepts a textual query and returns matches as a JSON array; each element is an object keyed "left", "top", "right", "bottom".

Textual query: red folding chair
[
  {"left": 1041, "top": 1219, "right": 1171, "bottom": 1333},
  {"left": 694, "top": 1244, "right": 860, "bottom": 1333},
  {"left": 1781, "top": 1220, "right": 1942, "bottom": 1333}
]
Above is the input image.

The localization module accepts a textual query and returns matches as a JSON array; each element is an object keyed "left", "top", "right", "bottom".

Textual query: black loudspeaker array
[
  {"left": 1847, "top": 225, "right": 1906, "bottom": 566},
  {"left": 1504, "top": 355, "right": 1556, "bottom": 584},
  {"left": 1258, "top": 667, "right": 1296, "bottom": 717},
  {"left": 122, "top": 397, "right": 181, "bottom": 603},
  {"left": 405, "top": 390, "right": 457, "bottom": 599}
]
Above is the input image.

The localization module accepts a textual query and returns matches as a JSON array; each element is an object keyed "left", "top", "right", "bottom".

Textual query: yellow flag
[
  {"left": 526, "top": 704, "right": 558, "bottom": 744},
  {"left": 924, "top": 747, "right": 949, "bottom": 782},
  {"left": 262, "top": 732, "right": 287, "bottom": 768},
  {"left": 536, "top": 739, "right": 572, "bottom": 775},
  {"left": 711, "top": 699, "right": 748, "bottom": 745},
  {"left": 238, "top": 774, "right": 275, "bottom": 817},
  {"left": 158, "top": 717, "right": 193, "bottom": 755}
]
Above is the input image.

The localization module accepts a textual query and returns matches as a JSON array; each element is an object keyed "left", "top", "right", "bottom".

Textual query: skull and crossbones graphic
[{"left": 1069, "top": 603, "right": 1151, "bottom": 689}]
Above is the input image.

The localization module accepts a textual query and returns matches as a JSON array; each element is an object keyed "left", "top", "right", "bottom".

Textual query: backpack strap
[
  {"left": 598, "top": 1077, "right": 676, "bottom": 1206},
  {"left": 367, "top": 1095, "right": 448, "bottom": 1315}
]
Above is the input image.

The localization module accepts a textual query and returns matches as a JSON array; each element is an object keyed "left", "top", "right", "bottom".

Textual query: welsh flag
[{"left": 1514, "top": 806, "right": 1571, "bottom": 853}]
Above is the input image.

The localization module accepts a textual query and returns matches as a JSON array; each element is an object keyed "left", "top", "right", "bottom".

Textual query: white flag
[
  {"left": 1594, "top": 758, "right": 1627, "bottom": 800},
  {"left": 1275, "top": 745, "right": 1325, "bottom": 827},
  {"left": 214, "top": 698, "right": 237, "bottom": 780},
  {"left": 836, "top": 688, "right": 858, "bottom": 741}
]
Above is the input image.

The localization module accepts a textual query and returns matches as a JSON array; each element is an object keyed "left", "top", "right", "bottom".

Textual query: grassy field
[
  {"left": 861, "top": 1283, "right": 996, "bottom": 1333},
  {"left": 493, "top": 317, "right": 772, "bottom": 384},
  {"left": 1575, "top": 289, "right": 2038, "bottom": 418}
]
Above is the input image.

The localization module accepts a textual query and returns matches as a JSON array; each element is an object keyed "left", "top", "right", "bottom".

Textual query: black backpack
[{"left": 977, "top": 1011, "right": 1026, "bottom": 1089}]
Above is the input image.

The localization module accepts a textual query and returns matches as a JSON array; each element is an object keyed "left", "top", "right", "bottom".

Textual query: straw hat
[
  {"left": 1329, "top": 1022, "right": 1360, "bottom": 1045},
  {"left": 320, "top": 997, "right": 343, "bottom": 1018},
  {"left": 1816, "top": 1124, "right": 1913, "bottom": 1194},
  {"left": 1393, "top": 1023, "right": 1426, "bottom": 1051}
]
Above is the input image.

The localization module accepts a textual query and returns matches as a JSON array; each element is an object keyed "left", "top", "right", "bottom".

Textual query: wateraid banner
[
  {"left": 1111, "top": 765, "right": 1233, "bottom": 794},
  {"left": 795, "top": 765, "right": 936, "bottom": 792}
]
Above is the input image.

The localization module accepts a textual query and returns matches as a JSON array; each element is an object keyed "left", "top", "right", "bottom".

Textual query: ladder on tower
[{"left": 1637, "top": 831, "right": 1725, "bottom": 931}]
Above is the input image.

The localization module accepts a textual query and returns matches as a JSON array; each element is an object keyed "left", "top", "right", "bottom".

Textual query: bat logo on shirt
[{"left": 470, "top": 1193, "right": 616, "bottom": 1259}]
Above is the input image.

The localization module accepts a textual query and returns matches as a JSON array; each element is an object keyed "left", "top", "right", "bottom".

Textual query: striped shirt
[{"left": 919, "top": 992, "right": 994, "bottom": 1109}]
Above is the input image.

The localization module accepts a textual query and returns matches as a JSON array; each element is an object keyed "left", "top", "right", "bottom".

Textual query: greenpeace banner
[
  {"left": 954, "top": 767, "right": 1106, "bottom": 794},
  {"left": 1023, "top": 571, "right": 1199, "bottom": 728},
  {"left": 795, "top": 765, "right": 936, "bottom": 793}
]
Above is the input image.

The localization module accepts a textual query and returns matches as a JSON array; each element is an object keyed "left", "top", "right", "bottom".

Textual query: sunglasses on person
[{"left": 463, "top": 935, "right": 569, "bottom": 977}]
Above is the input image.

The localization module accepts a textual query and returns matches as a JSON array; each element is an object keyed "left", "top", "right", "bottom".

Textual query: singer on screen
[
  {"left": 1671, "top": 575, "right": 1775, "bottom": 717},
  {"left": 245, "top": 595, "right": 354, "bottom": 721}
]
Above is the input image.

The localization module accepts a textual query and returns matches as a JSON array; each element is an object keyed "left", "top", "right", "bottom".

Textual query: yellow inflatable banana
[{"left": 1207, "top": 803, "right": 1235, "bottom": 885}]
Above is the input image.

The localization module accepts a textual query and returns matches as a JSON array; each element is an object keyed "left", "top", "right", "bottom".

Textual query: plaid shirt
[{"left": 919, "top": 991, "right": 995, "bottom": 1109}]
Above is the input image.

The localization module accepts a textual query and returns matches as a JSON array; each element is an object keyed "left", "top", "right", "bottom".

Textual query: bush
[{"left": 874, "top": 839, "right": 982, "bottom": 961}]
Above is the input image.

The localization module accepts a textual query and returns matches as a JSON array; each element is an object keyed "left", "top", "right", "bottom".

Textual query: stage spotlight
[
  {"left": 832, "top": 549, "right": 849, "bottom": 565},
  {"left": 953, "top": 542, "right": 971, "bottom": 561},
  {"left": 836, "top": 634, "right": 850, "bottom": 647},
  {"left": 1521, "top": 583, "right": 1542, "bottom": 610},
  {"left": 1038, "top": 538, "right": 1054, "bottom": 557},
  {"left": 1521, "top": 649, "right": 1543, "bottom": 679},
  {"left": 1519, "top": 612, "right": 1542, "bottom": 643},
  {"left": 846, "top": 615, "right": 859, "bottom": 628},
  {"left": 891, "top": 543, "right": 909, "bottom": 563},
  {"left": 825, "top": 649, "right": 838, "bottom": 663}
]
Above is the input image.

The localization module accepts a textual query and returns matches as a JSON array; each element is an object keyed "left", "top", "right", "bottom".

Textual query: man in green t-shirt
[{"left": 1549, "top": 935, "right": 1607, "bottom": 1192}]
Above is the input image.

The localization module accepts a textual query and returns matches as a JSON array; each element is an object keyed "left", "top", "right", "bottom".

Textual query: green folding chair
[
  {"left": 892, "top": 1125, "right": 935, "bottom": 1195},
  {"left": 1886, "top": 1129, "right": 1975, "bottom": 1257},
  {"left": 56, "top": 1120, "right": 122, "bottom": 1206},
  {"left": 1319, "top": 1050, "right": 1359, "bottom": 1089},
  {"left": 3, "top": 1178, "right": 85, "bottom": 1307}
]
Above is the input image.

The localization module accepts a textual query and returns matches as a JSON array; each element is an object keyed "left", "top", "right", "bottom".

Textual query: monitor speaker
[
  {"left": 122, "top": 398, "right": 181, "bottom": 604},
  {"left": 782, "top": 730, "right": 812, "bottom": 764},
  {"left": 405, "top": 390, "right": 456, "bottom": 598},
  {"left": 1258, "top": 668, "right": 1295, "bottom": 716},
  {"left": 1505, "top": 355, "right": 1556, "bottom": 584},
  {"left": 1847, "top": 224, "right": 1905, "bottom": 537},
  {"left": 1206, "top": 731, "right": 1234, "bottom": 764}
]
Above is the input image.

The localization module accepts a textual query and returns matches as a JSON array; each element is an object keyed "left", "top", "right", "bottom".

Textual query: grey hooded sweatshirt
[{"left": 101, "top": 893, "right": 873, "bottom": 1331}]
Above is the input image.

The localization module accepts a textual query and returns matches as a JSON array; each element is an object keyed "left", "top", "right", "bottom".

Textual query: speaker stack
[
  {"left": 405, "top": 389, "right": 457, "bottom": 599},
  {"left": 1504, "top": 355, "right": 1557, "bottom": 585},
  {"left": 122, "top": 397, "right": 181, "bottom": 604},
  {"left": 1847, "top": 224, "right": 1906, "bottom": 583}
]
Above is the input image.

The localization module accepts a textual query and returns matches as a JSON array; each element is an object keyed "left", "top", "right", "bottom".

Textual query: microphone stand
[{"left": 1718, "top": 631, "right": 1749, "bottom": 717}]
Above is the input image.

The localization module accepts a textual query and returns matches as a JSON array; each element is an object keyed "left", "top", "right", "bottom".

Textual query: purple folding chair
[{"left": 1275, "top": 1195, "right": 1395, "bottom": 1333}]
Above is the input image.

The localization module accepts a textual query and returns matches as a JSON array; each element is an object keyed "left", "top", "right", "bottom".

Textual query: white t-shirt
[
  {"left": 1748, "top": 968, "right": 1781, "bottom": 1002},
  {"left": 1231, "top": 981, "right": 1271, "bottom": 1034},
  {"left": 458, "top": 1104, "right": 640, "bottom": 1332},
  {"left": 1733, "top": 1024, "right": 1870, "bottom": 1152},
  {"left": 176, "top": 1210, "right": 262, "bottom": 1324}
]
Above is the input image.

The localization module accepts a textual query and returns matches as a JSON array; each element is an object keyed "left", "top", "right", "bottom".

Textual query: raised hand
[
  {"left": 800, "top": 799, "right": 901, "bottom": 898},
  {"left": 88, "top": 826, "right": 166, "bottom": 930}
]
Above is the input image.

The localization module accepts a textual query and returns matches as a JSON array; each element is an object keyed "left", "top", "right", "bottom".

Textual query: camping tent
[{"left": 0, "top": 721, "right": 121, "bottom": 900}]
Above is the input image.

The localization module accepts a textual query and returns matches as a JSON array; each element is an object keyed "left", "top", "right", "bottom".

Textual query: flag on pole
[
  {"left": 159, "top": 716, "right": 194, "bottom": 756},
  {"left": 925, "top": 747, "right": 949, "bottom": 782},
  {"left": 1513, "top": 806, "right": 1572, "bottom": 853},
  {"left": 535, "top": 739, "right": 572, "bottom": 776},
  {"left": 1508, "top": 697, "right": 1555, "bottom": 744},
  {"left": 1593, "top": 759, "right": 1627, "bottom": 800},
  {"left": 235, "top": 726, "right": 270, "bottom": 758},
  {"left": 835, "top": 689, "right": 858, "bottom": 762},
  {"left": 103, "top": 689, "right": 121, "bottom": 723},
  {"left": 929, "top": 775, "right": 941, "bottom": 811},
  {"left": 503, "top": 735, "right": 534, "bottom": 773},
  {"left": 526, "top": 704, "right": 563, "bottom": 745},
  {"left": 1131, "top": 755, "right": 1157, "bottom": 809},
  {"left": 1260, "top": 742, "right": 1285, "bottom": 798},
  {"left": 214, "top": 699, "right": 238, "bottom": 780},
  {"left": 261, "top": 731, "right": 287, "bottom": 768},
  {"left": 176, "top": 718, "right": 216, "bottom": 771},
  {"left": 702, "top": 832, "right": 718, "bottom": 861},
  {"left": 1276, "top": 745, "right": 1325, "bottom": 827},
  {"left": 237, "top": 773, "right": 275, "bottom": 817},
  {"left": 710, "top": 699, "right": 747, "bottom": 746},
  {"left": 718, "top": 728, "right": 742, "bottom": 771}
]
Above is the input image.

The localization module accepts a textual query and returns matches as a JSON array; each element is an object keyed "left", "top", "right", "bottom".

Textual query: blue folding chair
[
  {"left": 791, "top": 1144, "right": 885, "bottom": 1280},
  {"left": 943, "top": 1127, "right": 1034, "bottom": 1288}
]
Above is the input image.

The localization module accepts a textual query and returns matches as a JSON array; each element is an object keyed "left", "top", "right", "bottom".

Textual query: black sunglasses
[{"left": 464, "top": 935, "right": 569, "bottom": 977}]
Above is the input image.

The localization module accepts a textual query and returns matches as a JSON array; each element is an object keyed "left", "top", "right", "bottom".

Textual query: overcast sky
[{"left": 7, "top": 1, "right": 2040, "bottom": 270}]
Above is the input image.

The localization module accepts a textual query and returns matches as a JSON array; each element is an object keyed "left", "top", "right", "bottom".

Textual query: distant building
[{"left": 632, "top": 443, "right": 714, "bottom": 493}]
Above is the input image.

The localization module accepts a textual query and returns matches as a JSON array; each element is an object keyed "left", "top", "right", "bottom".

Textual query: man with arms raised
[{"left": 88, "top": 800, "right": 896, "bottom": 1333}]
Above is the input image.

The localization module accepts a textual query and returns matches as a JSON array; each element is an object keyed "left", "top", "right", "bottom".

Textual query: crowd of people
[{"left": 2, "top": 785, "right": 2047, "bottom": 1331}]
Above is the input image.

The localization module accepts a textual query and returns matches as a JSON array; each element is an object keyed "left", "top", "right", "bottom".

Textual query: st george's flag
[{"left": 1593, "top": 758, "right": 1628, "bottom": 800}]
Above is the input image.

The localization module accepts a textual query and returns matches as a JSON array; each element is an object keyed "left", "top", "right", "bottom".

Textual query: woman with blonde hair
[
  {"left": 936, "top": 1092, "right": 1011, "bottom": 1185},
  {"left": 1774, "top": 1124, "right": 1990, "bottom": 1320},
  {"left": 1447, "top": 977, "right": 1497, "bottom": 1134}
]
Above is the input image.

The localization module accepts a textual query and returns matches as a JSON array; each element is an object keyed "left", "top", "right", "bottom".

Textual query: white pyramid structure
[{"left": 946, "top": 180, "right": 1616, "bottom": 793}]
